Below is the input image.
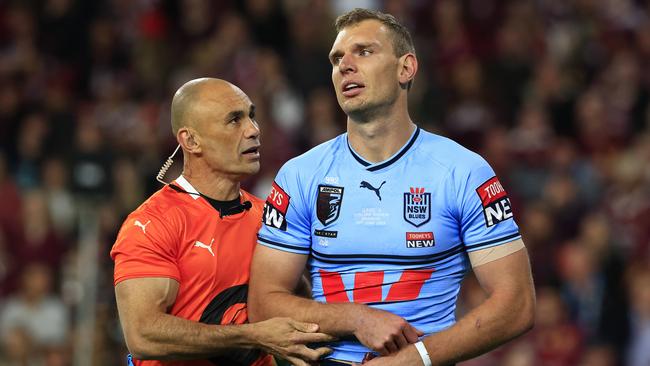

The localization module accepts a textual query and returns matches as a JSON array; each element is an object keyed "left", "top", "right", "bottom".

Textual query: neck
[
  {"left": 181, "top": 161, "right": 241, "bottom": 201},
  {"left": 347, "top": 103, "right": 415, "bottom": 163}
]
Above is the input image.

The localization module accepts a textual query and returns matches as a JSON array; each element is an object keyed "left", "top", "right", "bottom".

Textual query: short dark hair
[{"left": 334, "top": 8, "right": 416, "bottom": 58}]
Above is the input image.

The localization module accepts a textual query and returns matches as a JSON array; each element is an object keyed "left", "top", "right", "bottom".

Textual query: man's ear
[
  {"left": 178, "top": 127, "right": 201, "bottom": 154},
  {"left": 398, "top": 53, "right": 418, "bottom": 90}
]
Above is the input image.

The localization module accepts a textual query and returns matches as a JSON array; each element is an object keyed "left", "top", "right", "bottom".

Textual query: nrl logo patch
[
  {"left": 316, "top": 185, "right": 344, "bottom": 226},
  {"left": 404, "top": 187, "right": 431, "bottom": 227}
]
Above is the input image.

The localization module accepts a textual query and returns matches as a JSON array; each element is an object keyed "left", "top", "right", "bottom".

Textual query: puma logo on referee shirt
[
  {"left": 360, "top": 181, "right": 386, "bottom": 201},
  {"left": 194, "top": 239, "right": 215, "bottom": 257},
  {"left": 134, "top": 220, "right": 151, "bottom": 233}
]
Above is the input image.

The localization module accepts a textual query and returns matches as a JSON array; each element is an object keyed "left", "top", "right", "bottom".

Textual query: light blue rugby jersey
[{"left": 257, "top": 127, "right": 521, "bottom": 362}]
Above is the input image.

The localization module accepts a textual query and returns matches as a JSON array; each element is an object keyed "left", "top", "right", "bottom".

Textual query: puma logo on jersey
[
  {"left": 360, "top": 181, "right": 386, "bottom": 201},
  {"left": 194, "top": 239, "right": 215, "bottom": 256},
  {"left": 134, "top": 220, "right": 151, "bottom": 233}
]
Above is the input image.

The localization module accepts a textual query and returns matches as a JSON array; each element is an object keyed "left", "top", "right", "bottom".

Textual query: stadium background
[{"left": 0, "top": 0, "right": 649, "bottom": 365}]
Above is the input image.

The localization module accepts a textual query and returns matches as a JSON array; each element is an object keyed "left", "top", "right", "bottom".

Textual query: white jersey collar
[{"left": 174, "top": 175, "right": 201, "bottom": 200}]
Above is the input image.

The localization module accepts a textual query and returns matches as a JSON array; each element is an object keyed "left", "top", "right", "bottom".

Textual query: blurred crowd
[{"left": 0, "top": 0, "right": 649, "bottom": 365}]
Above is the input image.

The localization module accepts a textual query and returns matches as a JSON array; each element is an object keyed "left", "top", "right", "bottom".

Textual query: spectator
[
  {"left": 0, "top": 263, "right": 69, "bottom": 363},
  {"left": 626, "top": 263, "right": 650, "bottom": 366}
]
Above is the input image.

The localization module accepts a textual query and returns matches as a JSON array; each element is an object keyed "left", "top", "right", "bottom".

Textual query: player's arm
[
  {"left": 115, "top": 277, "right": 334, "bottom": 364},
  {"left": 248, "top": 245, "right": 423, "bottom": 355},
  {"left": 365, "top": 239, "right": 535, "bottom": 365}
]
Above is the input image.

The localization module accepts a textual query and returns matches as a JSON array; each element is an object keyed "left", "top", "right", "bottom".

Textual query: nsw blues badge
[
  {"left": 404, "top": 187, "right": 431, "bottom": 227},
  {"left": 317, "top": 185, "right": 344, "bottom": 226}
]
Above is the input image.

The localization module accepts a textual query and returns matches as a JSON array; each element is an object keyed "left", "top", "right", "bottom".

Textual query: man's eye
[
  {"left": 360, "top": 49, "right": 371, "bottom": 56},
  {"left": 332, "top": 56, "right": 342, "bottom": 65}
]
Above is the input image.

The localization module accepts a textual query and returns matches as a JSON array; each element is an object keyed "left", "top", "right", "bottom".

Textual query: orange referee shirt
[{"left": 111, "top": 176, "right": 273, "bottom": 366}]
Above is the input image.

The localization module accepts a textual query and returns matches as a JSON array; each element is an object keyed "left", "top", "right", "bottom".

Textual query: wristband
[{"left": 414, "top": 341, "right": 432, "bottom": 366}]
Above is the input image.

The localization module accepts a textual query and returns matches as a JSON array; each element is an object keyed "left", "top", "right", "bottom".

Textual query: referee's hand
[{"left": 251, "top": 317, "right": 335, "bottom": 366}]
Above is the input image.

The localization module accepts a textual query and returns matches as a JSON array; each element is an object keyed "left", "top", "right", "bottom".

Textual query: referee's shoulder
[{"left": 128, "top": 185, "right": 186, "bottom": 221}]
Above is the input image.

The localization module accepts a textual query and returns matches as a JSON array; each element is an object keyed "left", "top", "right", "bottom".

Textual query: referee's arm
[{"left": 115, "top": 277, "right": 334, "bottom": 363}]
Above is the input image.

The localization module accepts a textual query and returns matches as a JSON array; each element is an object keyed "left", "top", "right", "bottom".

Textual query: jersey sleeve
[
  {"left": 110, "top": 211, "right": 181, "bottom": 285},
  {"left": 452, "top": 157, "right": 521, "bottom": 252},
  {"left": 257, "top": 162, "right": 312, "bottom": 255}
]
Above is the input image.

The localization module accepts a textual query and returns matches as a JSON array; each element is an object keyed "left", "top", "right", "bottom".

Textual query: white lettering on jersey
[
  {"left": 264, "top": 206, "right": 285, "bottom": 229},
  {"left": 325, "top": 176, "right": 339, "bottom": 184},
  {"left": 484, "top": 198, "right": 513, "bottom": 227}
]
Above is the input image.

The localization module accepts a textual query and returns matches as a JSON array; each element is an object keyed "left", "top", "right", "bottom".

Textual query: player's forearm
[
  {"left": 392, "top": 285, "right": 535, "bottom": 365},
  {"left": 126, "top": 312, "right": 259, "bottom": 360},
  {"left": 430, "top": 289, "right": 534, "bottom": 363},
  {"left": 250, "top": 290, "right": 363, "bottom": 336}
]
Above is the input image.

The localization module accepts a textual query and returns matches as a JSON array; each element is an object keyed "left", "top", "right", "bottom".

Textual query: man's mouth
[
  {"left": 342, "top": 81, "right": 365, "bottom": 97},
  {"left": 242, "top": 145, "right": 260, "bottom": 157}
]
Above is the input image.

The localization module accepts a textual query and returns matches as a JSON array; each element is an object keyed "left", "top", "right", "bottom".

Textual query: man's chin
[
  {"left": 230, "top": 162, "right": 260, "bottom": 179},
  {"left": 342, "top": 103, "right": 381, "bottom": 123},
  {"left": 342, "top": 100, "right": 367, "bottom": 115},
  {"left": 244, "top": 162, "right": 261, "bottom": 176}
]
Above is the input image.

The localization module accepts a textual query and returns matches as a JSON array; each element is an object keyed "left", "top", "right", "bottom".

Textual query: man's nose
[
  {"left": 244, "top": 118, "right": 260, "bottom": 138},
  {"left": 339, "top": 53, "right": 356, "bottom": 74}
]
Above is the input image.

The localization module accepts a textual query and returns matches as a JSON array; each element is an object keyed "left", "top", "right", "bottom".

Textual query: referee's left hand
[{"left": 250, "top": 317, "right": 335, "bottom": 366}]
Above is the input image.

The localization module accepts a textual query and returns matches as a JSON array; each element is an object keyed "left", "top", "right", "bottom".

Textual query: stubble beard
[
  {"left": 238, "top": 160, "right": 261, "bottom": 177},
  {"left": 342, "top": 91, "right": 397, "bottom": 124}
]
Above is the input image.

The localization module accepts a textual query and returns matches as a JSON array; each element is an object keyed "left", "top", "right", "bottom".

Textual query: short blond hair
[{"left": 335, "top": 8, "right": 416, "bottom": 58}]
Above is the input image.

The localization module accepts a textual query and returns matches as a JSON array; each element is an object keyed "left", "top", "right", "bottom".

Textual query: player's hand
[
  {"left": 353, "top": 307, "right": 423, "bottom": 356},
  {"left": 250, "top": 317, "right": 335, "bottom": 366}
]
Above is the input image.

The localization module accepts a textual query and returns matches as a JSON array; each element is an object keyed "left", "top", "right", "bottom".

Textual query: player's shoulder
[
  {"left": 417, "top": 128, "right": 490, "bottom": 173},
  {"left": 277, "top": 134, "right": 346, "bottom": 177}
]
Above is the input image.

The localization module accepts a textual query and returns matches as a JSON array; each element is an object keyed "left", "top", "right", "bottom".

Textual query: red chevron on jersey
[{"left": 319, "top": 269, "right": 434, "bottom": 303}]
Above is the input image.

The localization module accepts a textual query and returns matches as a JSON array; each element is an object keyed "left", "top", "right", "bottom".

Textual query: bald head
[
  {"left": 171, "top": 78, "right": 243, "bottom": 135},
  {"left": 169, "top": 77, "right": 261, "bottom": 189}
]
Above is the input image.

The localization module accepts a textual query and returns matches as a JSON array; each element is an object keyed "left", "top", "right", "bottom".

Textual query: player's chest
[{"left": 307, "top": 172, "right": 459, "bottom": 256}]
